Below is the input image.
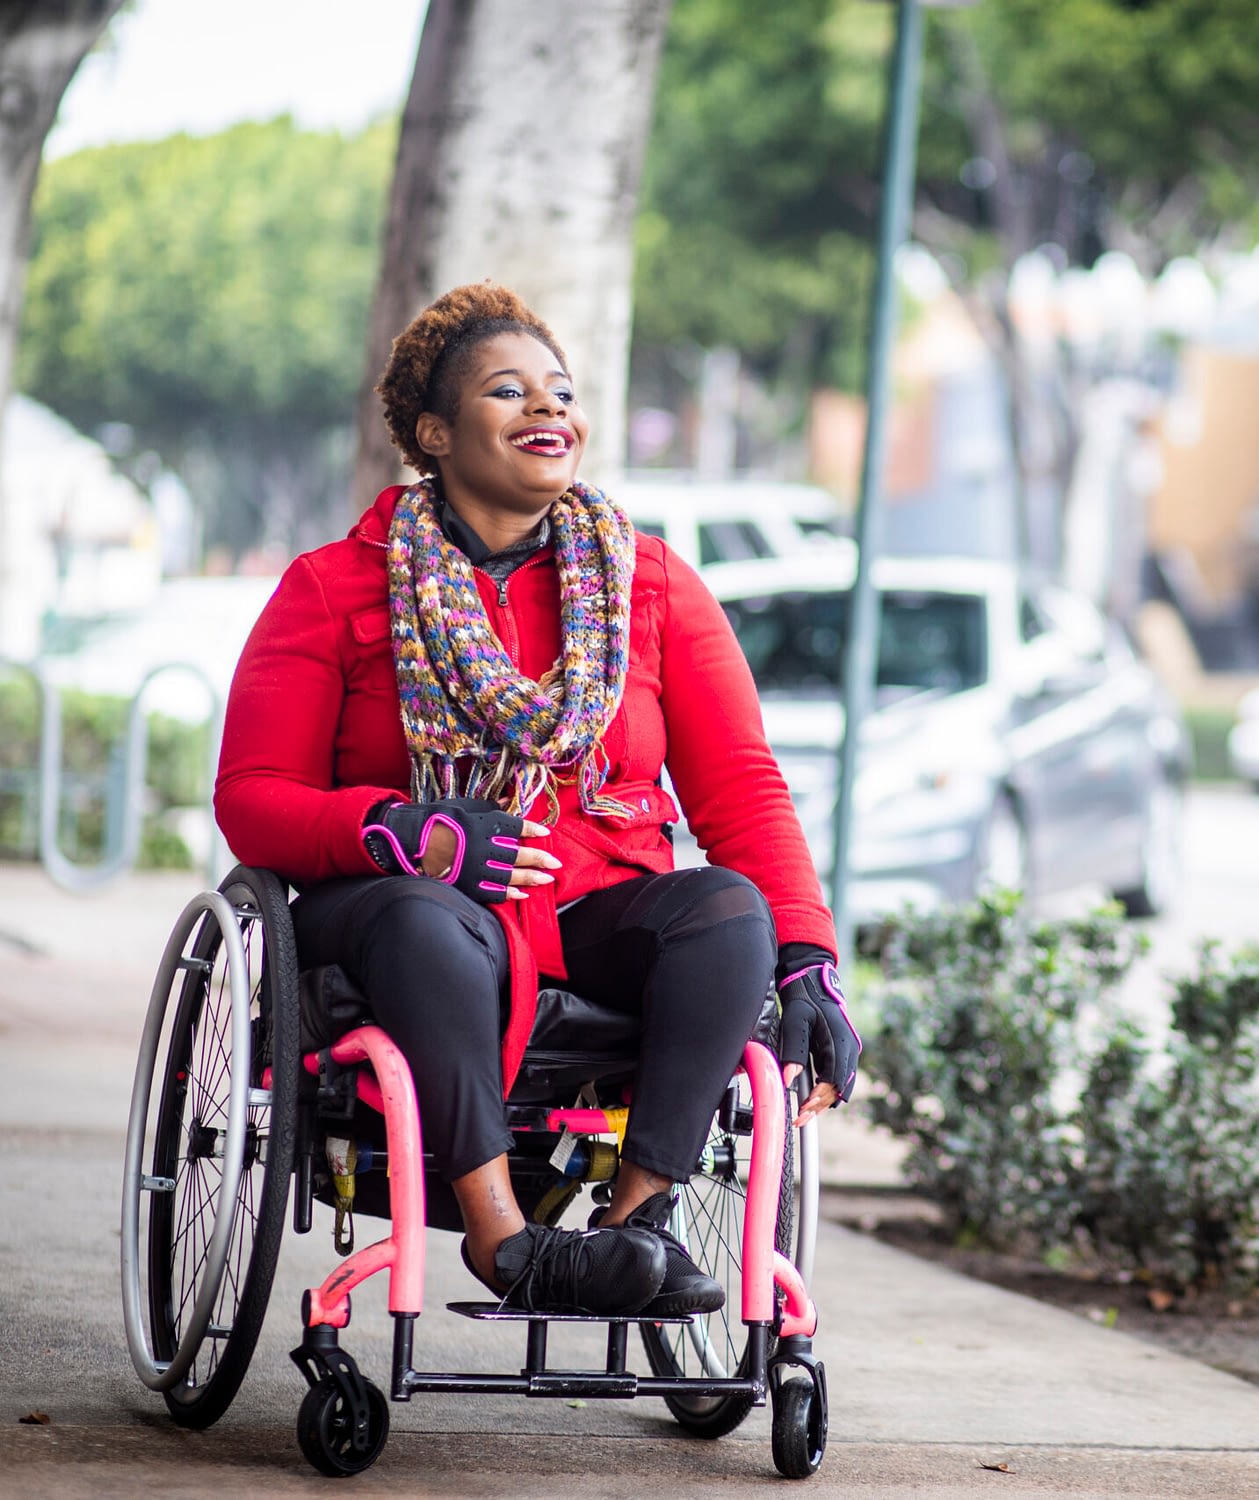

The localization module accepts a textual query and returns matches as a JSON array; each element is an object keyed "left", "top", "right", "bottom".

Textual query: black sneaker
[
  {"left": 461, "top": 1222, "right": 666, "bottom": 1316},
  {"left": 596, "top": 1192, "right": 726, "bottom": 1316}
]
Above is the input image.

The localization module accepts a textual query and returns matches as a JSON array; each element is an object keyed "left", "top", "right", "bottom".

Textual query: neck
[{"left": 442, "top": 493, "right": 552, "bottom": 555}]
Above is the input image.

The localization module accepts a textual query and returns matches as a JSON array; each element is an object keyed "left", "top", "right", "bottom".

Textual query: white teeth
[{"left": 511, "top": 431, "right": 567, "bottom": 450}]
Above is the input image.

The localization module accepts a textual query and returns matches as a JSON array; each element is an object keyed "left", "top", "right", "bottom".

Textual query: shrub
[
  {"left": 860, "top": 891, "right": 1143, "bottom": 1251},
  {"left": 862, "top": 893, "right": 1259, "bottom": 1293},
  {"left": 1076, "top": 942, "right": 1259, "bottom": 1291}
]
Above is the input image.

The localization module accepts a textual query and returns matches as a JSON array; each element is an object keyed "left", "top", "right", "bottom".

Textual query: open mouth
[{"left": 509, "top": 427, "right": 573, "bottom": 456}]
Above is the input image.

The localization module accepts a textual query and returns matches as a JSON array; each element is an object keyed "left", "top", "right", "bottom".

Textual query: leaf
[
  {"left": 977, "top": 1460, "right": 1014, "bottom": 1473},
  {"left": 1147, "top": 1288, "right": 1177, "bottom": 1313},
  {"left": 18, "top": 1412, "right": 51, "bottom": 1425}
]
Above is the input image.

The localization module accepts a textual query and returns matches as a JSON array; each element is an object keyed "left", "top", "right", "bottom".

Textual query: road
[{"left": 1, "top": 785, "right": 1256, "bottom": 1497}]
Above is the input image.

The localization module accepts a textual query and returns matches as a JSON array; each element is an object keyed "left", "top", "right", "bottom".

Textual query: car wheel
[
  {"left": 976, "top": 794, "right": 1030, "bottom": 902},
  {"left": 1113, "top": 776, "right": 1182, "bottom": 919}
]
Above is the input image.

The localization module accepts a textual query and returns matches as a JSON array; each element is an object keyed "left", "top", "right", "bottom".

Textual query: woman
[{"left": 215, "top": 281, "right": 860, "bottom": 1319}]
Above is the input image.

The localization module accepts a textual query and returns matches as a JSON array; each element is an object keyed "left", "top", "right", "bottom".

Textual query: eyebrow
[{"left": 480, "top": 366, "right": 569, "bottom": 384}]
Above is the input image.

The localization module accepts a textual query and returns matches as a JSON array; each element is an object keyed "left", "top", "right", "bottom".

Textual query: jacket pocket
[
  {"left": 559, "top": 781, "right": 680, "bottom": 868},
  {"left": 347, "top": 608, "right": 394, "bottom": 690}
]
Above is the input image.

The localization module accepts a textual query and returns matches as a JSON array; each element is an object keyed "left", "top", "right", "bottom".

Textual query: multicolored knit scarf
[{"left": 387, "top": 476, "right": 636, "bottom": 822}]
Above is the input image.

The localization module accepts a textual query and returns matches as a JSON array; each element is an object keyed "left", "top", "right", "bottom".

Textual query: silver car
[{"left": 685, "top": 551, "right": 1189, "bottom": 925}]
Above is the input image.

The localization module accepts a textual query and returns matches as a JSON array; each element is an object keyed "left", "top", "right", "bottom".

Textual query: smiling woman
[{"left": 213, "top": 279, "right": 855, "bottom": 1320}]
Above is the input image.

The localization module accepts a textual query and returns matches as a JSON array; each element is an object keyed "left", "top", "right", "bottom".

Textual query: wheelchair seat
[
  {"left": 297, "top": 965, "right": 642, "bottom": 1230},
  {"left": 298, "top": 961, "right": 641, "bottom": 1103}
]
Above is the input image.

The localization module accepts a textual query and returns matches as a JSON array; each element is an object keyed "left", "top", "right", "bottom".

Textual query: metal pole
[{"left": 829, "top": 0, "right": 926, "bottom": 964}]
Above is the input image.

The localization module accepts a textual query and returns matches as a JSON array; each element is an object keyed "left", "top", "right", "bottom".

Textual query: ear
[{"left": 415, "top": 412, "right": 451, "bottom": 457}]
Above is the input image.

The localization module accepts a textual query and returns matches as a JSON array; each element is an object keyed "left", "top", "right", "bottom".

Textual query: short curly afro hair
[{"left": 376, "top": 281, "right": 570, "bottom": 471}]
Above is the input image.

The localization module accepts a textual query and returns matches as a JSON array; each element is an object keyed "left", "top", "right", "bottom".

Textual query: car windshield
[{"left": 721, "top": 588, "right": 987, "bottom": 697}]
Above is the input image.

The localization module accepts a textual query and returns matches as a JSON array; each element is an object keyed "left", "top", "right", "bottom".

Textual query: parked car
[
  {"left": 1227, "top": 687, "right": 1259, "bottom": 789},
  {"left": 679, "top": 550, "right": 1190, "bottom": 925},
  {"left": 618, "top": 474, "right": 846, "bottom": 570}
]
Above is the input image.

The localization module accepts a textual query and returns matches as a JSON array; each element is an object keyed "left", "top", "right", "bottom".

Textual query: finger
[
  {"left": 520, "top": 821, "right": 551, "bottom": 838},
  {"left": 793, "top": 1083, "right": 837, "bottom": 1123},
  {"left": 508, "top": 866, "right": 556, "bottom": 888},
  {"left": 512, "top": 847, "right": 562, "bottom": 871},
  {"left": 781, "top": 1062, "right": 802, "bottom": 1088},
  {"left": 505, "top": 886, "right": 528, "bottom": 901}
]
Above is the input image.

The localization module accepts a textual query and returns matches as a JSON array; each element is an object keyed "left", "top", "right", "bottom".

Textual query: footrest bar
[{"left": 396, "top": 1368, "right": 763, "bottom": 1401}]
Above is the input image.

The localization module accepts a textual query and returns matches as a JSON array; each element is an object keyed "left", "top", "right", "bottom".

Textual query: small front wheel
[
  {"left": 771, "top": 1376, "right": 827, "bottom": 1479},
  {"left": 297, "top": 1375, "right": 390, "bottom": 1477}
]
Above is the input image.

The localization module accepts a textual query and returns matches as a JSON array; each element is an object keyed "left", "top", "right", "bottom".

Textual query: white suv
[{"left": 616, "top": 475, "right": 846, "bottom": 570}]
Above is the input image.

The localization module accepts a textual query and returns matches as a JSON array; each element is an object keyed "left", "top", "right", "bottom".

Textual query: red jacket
[{"left": 216, "top": 486, "right": 837, "bottom": 1085}]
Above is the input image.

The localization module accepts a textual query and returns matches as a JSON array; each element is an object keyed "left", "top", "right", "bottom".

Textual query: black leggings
[{"left": 290, "top": 867, "right": 776, "bottom": 1183}]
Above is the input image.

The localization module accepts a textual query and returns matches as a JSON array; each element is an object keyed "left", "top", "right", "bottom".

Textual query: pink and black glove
[
  {"left": 777, "top": 948, "right": 861, "bottom": 1104},
  {"left": 361, "top": 798, "right": 524, "bottom": 905}
]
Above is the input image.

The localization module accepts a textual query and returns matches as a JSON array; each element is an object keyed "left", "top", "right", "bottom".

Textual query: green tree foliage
[
  {"left": 18, "top": 118, "right": 392, "bottom": 556},
  {"left": 633, "top": 0, "right": 1259, "bottom": 411},
  {"left": 946, "top": 0, "right": 1259, "bottom": 255},
  {"left": 633, "top": 0, "right": 885, "bottom": 394}
]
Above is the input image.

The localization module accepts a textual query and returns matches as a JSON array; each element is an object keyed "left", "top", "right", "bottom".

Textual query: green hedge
[{"left": 859, "top": 892, "right": 1259, "bottom": 1293}]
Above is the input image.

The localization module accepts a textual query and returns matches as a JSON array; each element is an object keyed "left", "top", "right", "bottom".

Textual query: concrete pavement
[{"left": 2, "top": 862, "right": 1258, "bottom": 1497}]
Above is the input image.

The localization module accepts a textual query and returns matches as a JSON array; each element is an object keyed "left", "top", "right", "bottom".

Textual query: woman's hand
[
  {"left": 420, "top": 815, "right": 560, "bottom": 900},
  {"left": 776, "top": 959, "right": 861, "bottom": 1125},
  {"left": 361, "top": 799, "right": 561, "bottom": 904}
]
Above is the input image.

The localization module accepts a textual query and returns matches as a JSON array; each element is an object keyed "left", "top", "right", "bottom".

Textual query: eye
[
  {"left": 489, "top": 382, "right": 525, "bottom": 399},
  {"left": 553, "top": 385, "right": 576, "bottom": 404}
]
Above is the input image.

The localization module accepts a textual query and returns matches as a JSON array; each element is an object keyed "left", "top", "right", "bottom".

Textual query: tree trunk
[
  {"left": 350, "top": 0, "right": 672, "bottom": 508},
  {"left": 0, "top": 0, "right": 125, "bottom": 656}
]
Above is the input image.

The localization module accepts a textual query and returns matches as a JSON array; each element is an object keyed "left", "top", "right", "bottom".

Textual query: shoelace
[{"left": 500, "top": 1226, "right": 596, "bottom": 1312}]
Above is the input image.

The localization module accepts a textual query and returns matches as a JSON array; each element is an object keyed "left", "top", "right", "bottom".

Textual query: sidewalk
[{"left": 3, "top": 862, "right": 1258, "bottom": 1497}]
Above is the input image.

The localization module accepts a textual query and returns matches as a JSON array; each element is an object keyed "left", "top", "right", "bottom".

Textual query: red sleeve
[
  {"left": 658, "top": 548, "right": 837, "bottom": 956},
  {"left": 213, "top": 557, "right": 398, "bottom": 882}
]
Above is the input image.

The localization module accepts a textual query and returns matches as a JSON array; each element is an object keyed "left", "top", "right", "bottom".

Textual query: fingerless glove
[
  {"left": 361, "top": 798, "right": 524, "bottom": 905},
  {"left": 776, "top": 947, "right": 861, "bottom": 1104}
]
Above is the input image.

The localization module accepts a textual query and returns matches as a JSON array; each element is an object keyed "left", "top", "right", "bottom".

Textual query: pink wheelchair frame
[{"left": 121, "top": 867, "right": 830, "bottom": 1480}]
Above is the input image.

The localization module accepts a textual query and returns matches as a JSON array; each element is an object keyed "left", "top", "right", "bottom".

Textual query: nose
[{"left": 528, "top": 386, "right": 565, "bottom": 418}]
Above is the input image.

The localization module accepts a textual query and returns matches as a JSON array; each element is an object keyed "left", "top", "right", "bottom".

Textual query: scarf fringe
[{"left": 390, "top": 478, "right": 636, "bottom": 822}]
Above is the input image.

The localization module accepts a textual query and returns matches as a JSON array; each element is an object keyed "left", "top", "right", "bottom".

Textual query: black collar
[{"left": 437, "top": 499, "right": 550, "bottom": 567}]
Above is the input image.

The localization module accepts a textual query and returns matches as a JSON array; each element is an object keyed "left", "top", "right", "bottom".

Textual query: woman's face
[{"left": 416, "top": 331, "right": 589, "bottom": 519}]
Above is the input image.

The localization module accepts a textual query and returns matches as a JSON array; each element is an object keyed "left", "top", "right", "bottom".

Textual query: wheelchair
[{"left": 121, "top": 865, "right": 830, "bottom": 1480}]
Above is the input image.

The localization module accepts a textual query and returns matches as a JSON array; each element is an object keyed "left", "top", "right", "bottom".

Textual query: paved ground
[{"left": 2, "top": 848, "right": 1259, "bottom": 1497}]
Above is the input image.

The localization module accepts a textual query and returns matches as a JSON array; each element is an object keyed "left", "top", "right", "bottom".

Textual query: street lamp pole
[{"left": 829, "top": 0, "right": 926, "bottom": 963}]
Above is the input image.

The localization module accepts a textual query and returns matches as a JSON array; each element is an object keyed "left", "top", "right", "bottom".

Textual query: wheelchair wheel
[
  {"left": 771, "top": 1376, "right": 827, "bottom": 1479},
  {"left": 297, "top": 1375, "right": 390, "bottom": 1477},
  {"left": 639, "top": 1075, "right": 801, "bottom": 1438},
  {"left": 121, "top": 865, "right": 299, "bottom": 1428}
]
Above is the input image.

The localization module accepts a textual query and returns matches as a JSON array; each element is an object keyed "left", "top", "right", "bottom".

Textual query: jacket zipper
[{"left": 479, "top": 551, "right": 548, "bottom": 666}]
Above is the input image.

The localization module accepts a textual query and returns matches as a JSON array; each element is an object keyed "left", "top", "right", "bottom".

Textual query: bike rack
[{"left": 0, "top": 656, "right": 226, "bottom": 891}]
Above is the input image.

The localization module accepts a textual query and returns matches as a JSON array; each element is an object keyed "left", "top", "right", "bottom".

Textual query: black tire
[
  {"left": 1113, "top": 777, "right": 1182, "bottom": 919},
  {"left": 771, "top": 1376, "right": 826, "bottom": 1479},
  {"left": 639, "top": 1078, "right": 795, "bottom": 1438},
  {"left": 297, "top": 1376, "right": 390, "bottom": 1478},
  {"left": 146, "top": 866, "right": 300, "bottom": 1428}
]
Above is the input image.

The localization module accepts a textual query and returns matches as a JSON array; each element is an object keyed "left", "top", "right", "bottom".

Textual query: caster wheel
[
  {"left": 297, "top": 1375, "right": 390, "bottom": 1477},
  {"left": 771, "top": 1376, "right": 827, "bottom": 1479}
]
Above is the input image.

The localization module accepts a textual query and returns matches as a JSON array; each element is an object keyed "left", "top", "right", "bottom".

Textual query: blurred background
[{"left": 1, "top": 0, "right": 1257, "bottom": 932}]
